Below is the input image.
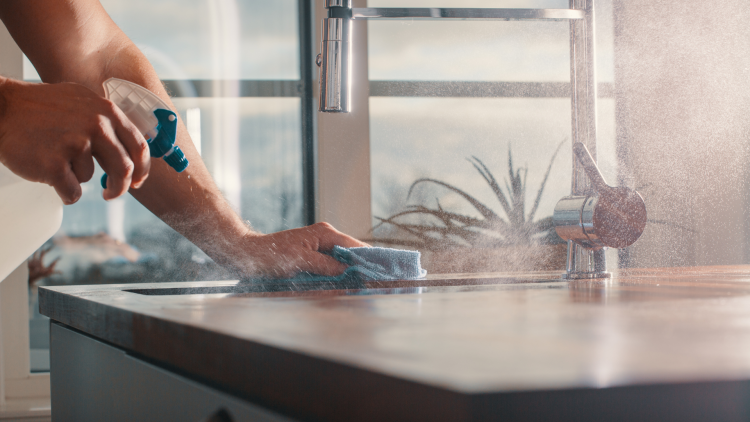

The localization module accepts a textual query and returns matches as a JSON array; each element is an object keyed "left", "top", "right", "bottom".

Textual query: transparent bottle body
[
  {"left": 0, "top": 163, "right": 63, "bottom": 282},
  {"left": 104, "top": 78, "right": 169, "bottom": 140}
]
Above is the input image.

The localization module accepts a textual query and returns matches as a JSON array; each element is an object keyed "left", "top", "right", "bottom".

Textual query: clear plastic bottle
[
  {"left": 104, "top": 78, "right": 168, "bottom": 141},
  {"left": 102, "top": 78, "right": 187, "bottom": 178},
  {"left": 0, "top": 163, "right": 63, "bottom": 282}
]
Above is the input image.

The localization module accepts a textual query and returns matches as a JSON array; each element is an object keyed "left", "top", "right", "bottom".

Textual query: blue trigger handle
[{"left": 100, "top": 109, "right": 188, "bottom": 190}]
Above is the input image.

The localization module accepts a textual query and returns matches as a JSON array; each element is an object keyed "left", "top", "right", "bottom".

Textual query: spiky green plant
[{"left": 373, "top": 140, "right": 567, "bottom": 250}]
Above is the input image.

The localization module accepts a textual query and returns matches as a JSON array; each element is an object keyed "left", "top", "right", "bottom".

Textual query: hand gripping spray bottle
[
  {"left": 100, "top": 78, "right": 188, "bottom": 189},
  {"left": 0, "top": 79, "right": 188, "bottom": 282}
]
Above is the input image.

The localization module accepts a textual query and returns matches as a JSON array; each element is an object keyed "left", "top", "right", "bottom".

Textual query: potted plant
[{"left": 372, "top": 140, "right": 568, "bottom": 274}]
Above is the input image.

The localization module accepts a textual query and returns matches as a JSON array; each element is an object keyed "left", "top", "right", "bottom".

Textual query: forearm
[{"left": 86, "top": 45, "right": 256, "bottom": 266}]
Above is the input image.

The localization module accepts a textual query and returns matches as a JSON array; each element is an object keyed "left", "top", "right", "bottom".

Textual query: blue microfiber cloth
[{"left": 280, "top": 246, "right": 427, "bottom": 283}]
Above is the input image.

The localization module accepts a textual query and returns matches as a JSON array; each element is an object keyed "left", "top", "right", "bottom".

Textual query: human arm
[{"left": 0, "top": 0, "right": 367, "bottom": 277}]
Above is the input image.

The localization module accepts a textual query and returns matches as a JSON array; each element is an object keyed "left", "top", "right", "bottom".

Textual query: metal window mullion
[
  {"left": 161, "top": 80, "right": 304, "bottom": 98},
  {"left": 350, "top": 7, "right": 584, "bottom": 21},
  {"left": 367, "top": 81, "right": 615, "bottom": 98},
  {"left": 298, "top": 0, "right": 317, "bottom": 226},
  {"left": 162, "top": 80, "right": 616, "bottom": 99}
]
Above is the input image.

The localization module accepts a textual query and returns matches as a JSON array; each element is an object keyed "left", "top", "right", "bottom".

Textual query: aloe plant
[{"left": 373, "top": 140, "right": 567, "bottom": 250}]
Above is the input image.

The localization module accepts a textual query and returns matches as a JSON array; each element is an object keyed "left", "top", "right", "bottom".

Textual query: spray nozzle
[
  {"left": 149, "top": 109, "right": 188, "bottom": 172},
  {"left": 99, "top": 78, "right": 189, "bottom": 190}
]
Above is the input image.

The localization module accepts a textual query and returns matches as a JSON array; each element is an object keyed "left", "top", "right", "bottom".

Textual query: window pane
[
  {"left": 25, "top": 1, "right": 304, "bottom": 373},
  {"left": 38, "top": 98, "right": 302, "bottom": 285},
  {"left": 174, "top": 98, "right": 304, "bottom": 234},
  {"left": 369, "top": 21, "right": 569, "bottom": 82},
  {"left": 367, "top": 0, "right": 616, "bottom": 274},
  {"left": 102, "top": 0, "right": 299, "bottom": 80},
  {"left": 28, "top": 98, "right": 302, "bottom": 370},
  {"left": 368, "top": 0, "right": 569, "bottom": 82},
  {"left": 369, "top": 97, "right": 616, "bottom": 274},
  {"left": 24, "top": 0, "right": 300, "bottom": 81},
  {"left": 370, "top": 97, "right": 572, "bottom": 222},
  {"left": 367, "top": 0, "right": 614, "bottom": 83}
]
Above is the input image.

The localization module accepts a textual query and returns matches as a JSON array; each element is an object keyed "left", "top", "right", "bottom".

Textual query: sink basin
[{"left": 124, "top": 271, "right": 563, "bottom": 296}]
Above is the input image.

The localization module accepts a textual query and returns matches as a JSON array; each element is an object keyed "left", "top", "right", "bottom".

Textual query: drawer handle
[{"left": 202, "top": 408, "right": 233, "bottom": 422}]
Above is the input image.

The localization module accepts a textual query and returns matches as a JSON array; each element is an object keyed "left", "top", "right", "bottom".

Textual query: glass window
[
  {"left": 41, "top": 98, "right": 302, "bottom": 287},
  {"left": 368, "top": 21, "right": 570, "bottom": 82},
  {"left": 26, "top": 0, "right": 305, "bottom": 372},
  {"left": 102, "top": 0, "right": 299, "bottom": 80},
  {"left": 367, "top": 0, "right": 615, "bottom": 274},
  {"left": 27, "top": 2, "right": 305, "bottom": 287},
  {"left": 368, "top": 0, "right": 613, "bottom": 82},
  {"left": 23, "top": 0, "right": 301, "bottom": 81}
]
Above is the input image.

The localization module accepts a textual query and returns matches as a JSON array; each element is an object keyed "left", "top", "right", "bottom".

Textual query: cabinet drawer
[{"left": 50, "top": 322, "right": 296, "bottom": 422}]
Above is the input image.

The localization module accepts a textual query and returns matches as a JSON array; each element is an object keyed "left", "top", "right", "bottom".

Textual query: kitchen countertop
[{"left": 39, "top": 267, "right": 750, "bottom": 421}]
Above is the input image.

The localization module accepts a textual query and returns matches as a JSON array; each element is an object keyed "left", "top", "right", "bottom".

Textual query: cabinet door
[{"left": 50, "top": 322, "right": 296, "bottom": 422}]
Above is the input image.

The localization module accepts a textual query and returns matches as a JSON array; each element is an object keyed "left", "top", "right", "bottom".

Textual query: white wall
[{"left": 615, "top": 0, "right": 750, "bottom": 267}]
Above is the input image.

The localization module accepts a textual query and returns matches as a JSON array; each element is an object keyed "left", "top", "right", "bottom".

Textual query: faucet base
[
  {"left": 564, "top": 242, "right": 609, "bottom": 278},
  {"left": 562, "top": 271, "right": 612, "bottom": 280}
]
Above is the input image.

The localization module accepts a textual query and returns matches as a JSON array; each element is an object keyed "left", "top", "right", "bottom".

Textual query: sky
[{"left": 365, "top": 0, "right": 617, "bottom": 223}]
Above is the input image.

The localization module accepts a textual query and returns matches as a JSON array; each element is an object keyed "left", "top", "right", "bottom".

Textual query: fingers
[
  {"left": 109, "top": 104, "right": 150, "bottom": 188},
  {"left": 90, "top": 117, "right": 135, "bottom": 201},
  {"left": 299, "top": 250, "right": 348, "bottom": 277},
  {"left": 51, "top": 164, "right": 83, "bottom": 205},
  {"left": 0, "top": 81, "right": 152, "bottom": 204},
  {"left": 239, "top": 224, "right": 368, "bottom": 279},
  {"left": 311, "top": 222, "right": 370, "bottom": 250},
  {"left": 89, "top": 98, "right": 151, "bottom": 200},
  {"left": 70, "top": 147, "right": 95, "bottom": 184}
]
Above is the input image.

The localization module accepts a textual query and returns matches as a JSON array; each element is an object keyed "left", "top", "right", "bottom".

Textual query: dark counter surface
[{"left": 39, "top": 268, "right": 750, "bottom": 421}]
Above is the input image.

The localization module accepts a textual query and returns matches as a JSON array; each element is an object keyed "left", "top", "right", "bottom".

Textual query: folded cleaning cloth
[{"left": 278, "top": 246, "right": 427, "bottom": 283}]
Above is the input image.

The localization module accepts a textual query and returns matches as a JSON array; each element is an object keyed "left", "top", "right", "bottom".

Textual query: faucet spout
[{"left": 318, "top": 0, "right": 353, "bottom": 112}]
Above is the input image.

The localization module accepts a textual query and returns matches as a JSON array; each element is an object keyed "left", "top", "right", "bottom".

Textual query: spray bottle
[
  {"left": 100, "top": 78, "right": 188, "bottom": 189},
  {"left": 0, "top": 163, "right": 63, "bottom": 282}
]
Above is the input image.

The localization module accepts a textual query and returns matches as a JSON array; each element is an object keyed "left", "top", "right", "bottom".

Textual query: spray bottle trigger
[{"left": 100, "top": 108, "right": 188, "bottom": 194}]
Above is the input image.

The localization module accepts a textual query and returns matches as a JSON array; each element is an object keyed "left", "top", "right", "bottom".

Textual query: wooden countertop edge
[{"left": 38, "top": 267, "right": 750, "bottom": 422}]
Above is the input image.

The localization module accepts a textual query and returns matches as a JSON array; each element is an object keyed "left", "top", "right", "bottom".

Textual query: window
[
  {"left": 27, "top": 0, "right": 311, "bottom": 291},
  {"left": 315, "top": 0, "right": 617, "bottom": 274}
]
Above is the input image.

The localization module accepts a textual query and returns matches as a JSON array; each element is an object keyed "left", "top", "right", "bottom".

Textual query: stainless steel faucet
[
  {"left": 318, "top": 0, "right": 352, "bottom": 112},
  {"left": 317, "top": 0, "right": 647, "bottom": 279},
  {"left": 553, "top": 143, "right": 646, "bottom": 278}
]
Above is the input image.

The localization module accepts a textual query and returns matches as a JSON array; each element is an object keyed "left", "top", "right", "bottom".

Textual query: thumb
[{"left": 51, "top": 165, "right": 83, "bottom": 205}]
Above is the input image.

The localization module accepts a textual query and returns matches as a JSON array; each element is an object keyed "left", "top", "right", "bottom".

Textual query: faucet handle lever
[
  {"left": 573, "top": 142, "right": 609, "bottom": 194},
  {"left": 554, "top": 142, "right": 648, "bottom": 251}
]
